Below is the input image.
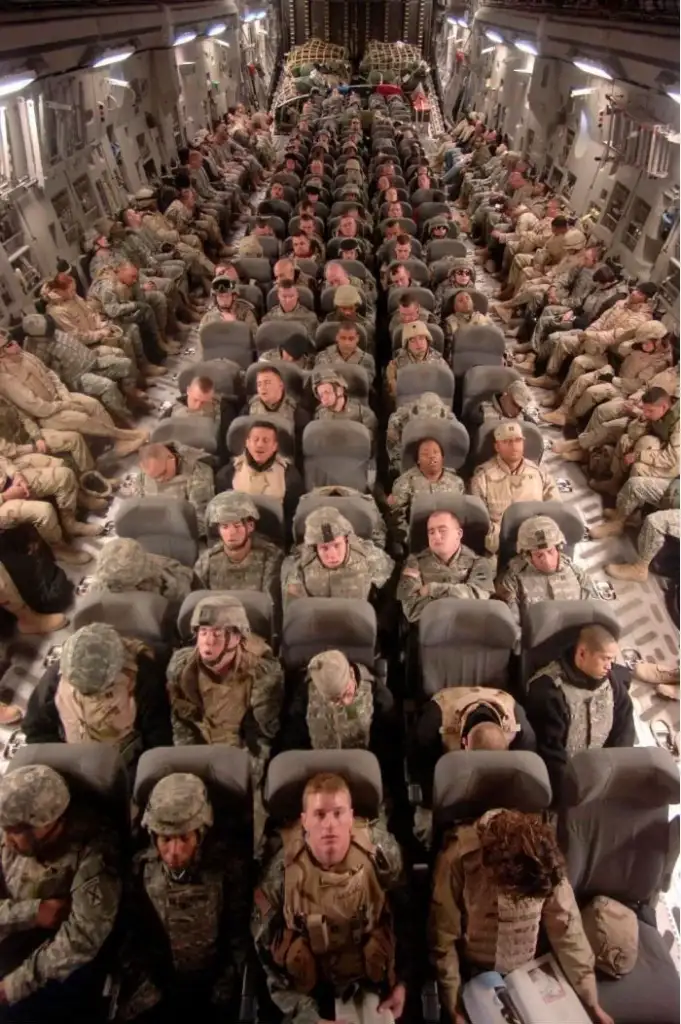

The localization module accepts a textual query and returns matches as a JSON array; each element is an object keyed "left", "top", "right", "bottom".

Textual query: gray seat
[
  {"left": 426, "top": 239, "right": 467, "bottom": 261},
  {"left": 396, "top": 363, "right": 455, "bottom": 409},
  {"left": 433, "top": 750, "right": 552, "bottom": 829},
  {"left": 451, "top": 325, "right": 506, "bottom": 377},
  {"left": 237, "top": 283, "right": 263, "bottom": 318},
  {"left": 409, "top": 494, "right": 490, "bottom": 556},
  {"left": 245, "top": 360, "right": 307, "bottom": 401},
  {"left": 315, "top": 321, "right": 369, "bottom": 353},
  {"left": 294, "top": 258, "right": 321, "bottom": 280},
  {"left": 209, "top": 492, "right": 284, "bottom": 546},
  {"left": 294, "top": 493, "right": 375, "bottom": 545},
  {"left": 473, "top": 419, "right": 544, "bottom": 465},
  {"left": 387, "top": 286, "right": 435, "bottom": 316},
  {"left": 520, "top": 600, "right": 621, "bottom": 685},
  {"left": 410, "top": 188, "right": 446, "bottom": 206},
  {"left": 281, "top": 598, "right": 376, "bottom": 671},
  {"left": 499, "top": 500, "right": 585, "bottom": 570},
  {"left": 442, "top": 288, "right": 489, "bottom": 318},
  {"left": 302, "top": 420, "right": 372, "bottom": 491},
  {"left": 461, "top": 365, "right": 522, "bottom": 422},
  {"left": 288, "top": 214, "right": 324, "bottom": 238},
  {"left": 150, "top": 417, "right": 218, "bottom": 456},
  {"left": 400, "top": 416, "right": 469, "bottom": 472},
  {"left": 253, "top": 236, "right": 281, "bottom": 261},
  {"left": 559, "top": 748, "right": 680, "bottom": 1024},
  {"left": 247, "top": 214, "right": 286, "bottom": 239},
  {"left": 177, "top": 590, "right": 274, "bottom": 646},
  {"left": 273, "top": 171, "right": 300, "bottom": 188},
  {"left": 329, "top": 258, "right": 366, "bottom": 281},
  {"left": 391, "top": 322, "right": 445, "bottom": 355},
  {"left": 178, "top": 360, "right": 242, "bottom": 397},
  {"left": 73, "top": 592, "right": 172, "bottom": 645},
  {"left": 379, "top": 201, "right": 414, "bottom": 220},
  {"left": 386, "top": 259, "right": 431, "bottom": 286},
  {"left": 199, "top": 321, "right": 254, "bottom": 369},
  {"left": 430, "top": 260, "right": 473, "bottom": 287},
  {"left": 233, "top": 259, "right": 273, "bottom": 289},
  {"left": 418, "top": 599, "right": 518, "bottom": 693},
  {"left": 265, "top": 285, "right": 314, "bottom": 312},
  {"left": 115, "top": 497, "right": 199, "bottom": 566},
  {"left": 226, "top": 414, "right": 295, "bottom": 460},
  {"left": 320, "top": 286, "right": 371, "bottom": 318},
  {"left": 325, "top": 363, "right": 370, "bottom": 402},
  {"left": 254, "top": 321, "right": 311, "bottom": 357},
  {"left": 265, "top": 749, "right": 382, "bottom": 821}
]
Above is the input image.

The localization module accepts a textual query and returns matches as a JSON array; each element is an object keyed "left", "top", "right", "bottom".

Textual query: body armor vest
[
  {"left": 432, "top": 687, "right": 519, "bottom": 751},
  {"left": 196, "top": 663, "right": 251, "bottom": 745},
  {"left": 231, "top": 453, "right": 288, "bottom": 499},
  {"left": 143, "top": 855, "right": 223, "bottom": 974},
  {"left": 536, "top": 660, "right": 614, "bottom": 754},
  {"left": 299, "top": 542, "right": 374, "bottom": 600}
]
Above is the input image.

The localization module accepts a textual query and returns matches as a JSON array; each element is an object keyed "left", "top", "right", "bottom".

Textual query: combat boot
[
  {"left": 78, "top": 470, "right": 112, "bottom": 513},
  {"left": 590, "top": 517, "right": 626, "bottom": 540},
  {"left": 528, "top": 374, "right": 560, "bottom": 389},
  {"left": 51, "top": 543, "right": 93, "bottom": 565},
  {"left": 113, "top": 429, "right": 149, "bottom": 458},
  {"left": 605, "top": 560, "right": 648, "bottom": 582},
  {"left": 634, "top": 662, "right": 680, "bottom": 686}
]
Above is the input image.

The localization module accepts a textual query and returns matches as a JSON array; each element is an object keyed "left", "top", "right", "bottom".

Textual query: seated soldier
[
  {"left": 389, "top": 438, "right": 465, "bottom": 545},
  {"left": 386, "top": 321, "right": 446, "bottom": 402},
  {"left": 132, "top": 443, "right": 215, "bottom": 538},
  {"left": 444, "top": 291, "right": 491, "bottom": 348},
  {"left": 194, "top": 491, "right": 283, "bottom": 601},
  {"left": 283, "top": 507, "right": 394, "bottom": 605},
  {"left": 387, "top": 392, "right": 457, "bottom": 475},
  {"left": 496, "top": 515, "right": 597, "bottom": 624},
  {"left": 259, "top": 332, "right": 316, "bottom": 371},
  {"left": 23, "top": 622, "right": 172, "bottom": 769},
  {"left": 0, "top": 765, "right": 121, "bottom": 1021},
  {"left": 525, "top": 624, "right": 635, "bottom": 798},
  {"left": 93, "top": 536, "right": 195, "bottom": 603},
  {"left": 471, "top": 422, "right": 560, "bottom": 554},
  {"left": 389, "top": 291, "right": 437, "bottom": 336},
  {"left": 430, "top": 808, "right": 615, "bottom": 1024},
  {"left": 314, "top": 322, "right": 376, "bottom": 380},
  {"left": 323, "top": 285, "right": 373, "bottom": 335},
  {"left": 274, "top": 257, "right": 316, "bottom": 294},
  {"left": 380, "top": 234, "right": 415, "bottom": 286},
  {"left": 253, "top": 772, "right": 407, "bottom": 1024},
  {"left": 474, "top": 377, "right": 538, "bottom": 425},
  {"left": 336, "top": 239, "right": 378, "bottom": 305},
  {"left": 388, "top": 264, "right": 413, "bottom": 291},
  {"left": 118, "top": 773, "right": 250, "bottom": 1023},
  {"left": 398, "top": 510, "right": 494, "bottom": 623},
  {"left": 261, "top": 280, "right": 319, "bottom": 338},
  {"left": 248, "top": 364, "right": 309, "bottom": 435},
  {"left": 199, "top": 275, "right": 258, "bottom": 336},
  {"left": 433, "top": 261, "right": 475, "bottom": 318},
  {"left": 0, "top": 557, "right": 69, "bottom": 637},
  {"left": 606, "top": 498, "right": 681, "bottom": 586},
  {"left": 312, "top": 370, "right": 377, "bottom": 434},
  {"left": 170, "top": 374, "right": 233, "bottom": 448},
  {"left": 216, "top": 420, "right": 304, "bottom": 523},
  {"left": 289, "top": 232, "right": 323, "bottom": 266}
]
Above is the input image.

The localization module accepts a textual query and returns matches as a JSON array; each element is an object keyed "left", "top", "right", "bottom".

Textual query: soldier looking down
[
  {"left": 133, "top": 443, "right": 215, "bottom": 538},
  {"left": 93, "top": 537, "right": 195, "bottom": 604}
]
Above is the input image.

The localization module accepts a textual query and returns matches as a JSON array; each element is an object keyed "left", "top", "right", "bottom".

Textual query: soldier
[
  {"left": 471, "top": 422, "right": 560, "bottom": 554},
  {"left": 323, "top": 285, "right": 374, "bottom": 338},
  {"left": 199, "top": 276, "right": 258, "bottom": 336},
  {"left": 314, "top": 322, "right": 376, "bottom": 380},
  {"left": 133, "top": 443, "right": 215, "bottom": 538},
  {"left": 283, "top": 507, "right": 394, "bottom": 604},
  {"left": 261, "top": 281, "right": 319, "bottom": 338},
  {"left": 89, "top": 263, "right": 175, "bottom": 363},
  {"left": 328, "top": 247, "right": 378, "bottom": 307},
  {"left": 133, "top": 186, "right": 216, "bottom": 284},
  {"left": 592, "top": 387, "right": 679, "bottom": 495},
  {"left": 387, "top": 264, "right": 413, "bottom": 292},
  {"left": 312, "top": 369, "right": 377, "bottom": 434},
  {"left": 93, "top": 537, "right": 195, "bottom": 603},
  {"left": 0, "top": 392, "right": 96, "bottom": 476},
  {"left": 170, "top": 374, "right": 229, "bottom": 426},
  {"left": 398, "top": 511, "right": 494, "bottom": 623},
  {"left": 194, "top": 492, "right": 283, "bottom": 602},
  {"left": 443, "top": 291, "right": 492, "bottom": 350},
  {"left": 525, "top": 624, "right": 635, "bottom": 798},
  {"left": 389, "top": 291, "right": 438, "bottom": 337},
  {"left": 389, "top": 438, "right": 465, "bottom": 544},
  {"left": 216, "top": 421, "right": 304, "bottom": 522},
  {"left": 252, "top": 772, "right": 407, "bottom": 1024},
  {"left": 430, "top": 807, "right": 614, "bottom": 1024},
  {"left": 475, "top": 377, "right": 538, "bottom": 425},
  {"left": 387, "top": 392, "right": 457, "bottom": 474},
  {"left": 117, "top": 773, "right": 250, "bottom": 1022},
  {"left": 0, "top": 765, "right": 121, "bottom": 1020},
  {"left": 248, "top": 365, "right": 307, "bottom": 433},
  {"left": 433, "top": 261, "right": 475, "bottom": 318},
  {"left": 385, "top": 321, "right": 447, "bottom": 402}
]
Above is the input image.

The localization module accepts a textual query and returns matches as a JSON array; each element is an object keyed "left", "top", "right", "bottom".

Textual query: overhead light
[
  {"left": 214, "top": 39, "right": 230, "bottom": 48},
  {"left": 447, "top": 16, "right": 458, "bottom": 24},
  {"left": 482, "top": 46, "right": 496, "bottom": 53},
  {"left": 0, "top": 72, "right": 36, "bottom": 97},
  {"left": 515, "top": 40, "right": 538, "bottom": 55},
  {"left": 515, "top": 67, "right": 533, "bottom": 74},
  {"left": 243, "top": 10, "right": 267, "bottom": 22},
  {"left": 174, "top": 31, "right": 197, "bottom": 46},
  {"left": 571, "top": 86, "right": 595, "bottom": 97},
  {"left": 92, "top": 48, "right": 135, "bottom": 68},
  {"left": 485, "top": 30, "right": 503, "bottom": 43},
  {"left": 573, "top": 59, "right": 613, "bottom": 80},
  {"left": 457, "top": 18, "right": 469, "bottom": 27},
  {"left": 667, "top": 90, "right": 680, "bottom": 103},
  {"left": 207, "top": 23, "right": 226, "bottom": 36},
  {"left": 178, "top": 61, "right": 195, "bottom": 66},
  {"left": 106, "top": 77, "right": 132, "bottom": 88}
]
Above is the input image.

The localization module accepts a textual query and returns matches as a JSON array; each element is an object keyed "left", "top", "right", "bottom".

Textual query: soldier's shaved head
[
  {"left": 466, "top": 722, "right": 510, "bottom": 751},
  {"left": 578, "top": 625, "right": 617, "bottom": 652},
  {"left": 575, "top": 625, "right": 618, "bottom": 681}
]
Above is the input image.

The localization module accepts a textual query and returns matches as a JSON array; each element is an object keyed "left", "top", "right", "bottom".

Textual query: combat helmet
[
  {"left": 410, "top": 391, "right": 447, "bottom": 417},
  {"left": 207, "top": 492, "right": 260, "bottom": 526},
  {"left": 95, "top": 538, "right": 153, "bottom": 590},
  {"left": 312, "top": 368, "right": 346, "bottom": 393},
  {"left": 190, "top": 594, "right": 250, "bottom": 635},
  {"left": 333, "top": 285, "right": 362, "bottom": 308},
  {"left": 60, "top": 623, "right": 126, "bottom": 695},
  {"left": 142, "top": 773, "right": 214, "bottom": 836},
  {"left": 0, "top": 765, "right": 70, "bottom": 828},
  {"left": 516, "top": 515, "right": 566, "bottom": 554},
  {"left": 304, "top": 506, "right": 354, "bottom": 546}
]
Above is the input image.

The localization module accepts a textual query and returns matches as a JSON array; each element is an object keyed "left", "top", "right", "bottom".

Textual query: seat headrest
[
  {"left": 265, "top": 749, "right": 382, "bottom": 821},
  {"left": 294, "top": 495, "right": 375, "bottom": 544},
  {"left": 302, "top": 419, "right": 372, "bottom": 457},
  {"left": 562, "top": 748, "right": 679, "bottom": 808},
  {"left": 150, "top": 418, "right": 218, "bottom": 454},
  {"left": 433, "top": 750, "right": 552, "bottom": 824},
  {"left": 134, "top": 745, "right": 251, "bottom": 814},
  {"left": 72, "top": 592, "right": 170, "bottom": 642},
  {"left": 115, "top": 497, "right": 198, "bottom": 540},
  {"left": 522, "top": 600, "right": 621, "bottom": 649},
  {"left": 409, "top": 494, "right": 490, "bottom": 554},
  {"left": 282, "top": 597, "right": 376, "bottom": 669},
  {"left": 227, "top": 414, "right": 295, "bottom": 458},
  {"left": 199, "top": 320, "right": 252, "bottom": 346},
  {"left": 419, "top": 598, "right": 518, "bottom": 649},
  {"left": 178, "top": 360, "right": 242, "bottom": 396}
]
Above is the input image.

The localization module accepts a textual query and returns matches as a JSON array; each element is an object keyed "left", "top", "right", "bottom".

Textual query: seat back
[
  {"left": 520, "top": 600, "right": 621, "bottom": 684},
  {"left": 115, "top": 497, "right": 199, "bottom": 566},
  {"left": 391, "top": 322, "right": 445, "bottom": 354},
  {"left": 461, "top": 365, "right": 522, "bottom": 422},
  {"left": 559, "top": 748, "right": 679, "bottom": 905},
  {"left": 315, "top": 321, "right": 369, "bottom": 353},
  {"left": 332, "top": 258, "right": 366, "bottom": 281},
  {"left": 214, "top": 493, "right": 284, "bottom": 545},
  {"left": 442, "top": 288, "right": 489, "bottom": 318},
  {"left": 237, "top": 283, "right": 264, "bottom": 317},
  {"left": 396, "top": 363, "right": 455, "bottom": 408},
  {"left": 400, "top": 416, "right": 469, "bottom": 471},
  {"left": 266, "top": 285, "right": 314, "bottom": 312},
  {"left": 294, "top": 494, "right": 375, "bottom": 544},
  {"left": 433, "top": 750, "right": 552, "bottom": 830},
  {"left": 73, "top": 592, "right": 172, "bottom": 645},
  {"left": 254, "top": 322, "right": 311, "bottom": 357},
  {"left": 416, "top": 201, "right": 450, "bottom": 228},
  {"left": 379, "top": 200, "right": 414, "bottom": 221},
  {"left": 245, "top": 360, "right": 307, "bottom": 401},
  {"left": 426, "top": 238, "right": 467, "bottom": 260},
  {"left": 418, "top": 599, "right": 518, "bottom": 693},
  {"left": 410, "top": 188, "right": 446, "bottom": 207},
  {"left": 327, "top": 363, "right": 370, "bottom": 402},
  {"left": 288, "top": 214, "right": 324, "bottom": 238},
  {"left": 199, "top": 321, "right": 254, "bottom": 368},
  {"left": 265, "top": 749, "right": 382, "bottom": 821},
  {"left": 234, "top": 258, "right": 272, "bottom": 289},
  {"left": 473, "top": 420, "right": 544, "bottom": 466},
  {"left": 178, "top": 360, "right": 242, "bottom": 397},
  {"left": 302, "top": 420, "right": 372, "bottom": 491},
  {"left": 409, "top": 494, "right": 490, "bottom": 556},
  {"left": 282, "top": 598, "right": 376, "bottom": 670},
  {"left": 226, "top": 414, "right": 296, "bottom": 460},
  {"left": 499, "top": 500, "right": 585, "bottom": 570},
  {"left": 253, "top": 236, "right": 281, "bottom": 261},
  {"left": 247, "top": 214, "right": 286, "bottom": 239},
  {"left": 177, "top": 590, "right": 274, "bottom": 645},
  {"left": 387, "top": 286, "right": 435, "bottom": 315},
  {"left": 150, "top": 417, "right": 218, "bottom": 456}
]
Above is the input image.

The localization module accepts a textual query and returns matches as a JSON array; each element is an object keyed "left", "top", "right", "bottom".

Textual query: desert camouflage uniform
[
  {"left": 545, "top": 300, "right": 653, "bottom": 378},
  {"left": 119, "top": 228, "right": 186, "bottom": 285},
  {"left": 479, "top": 392, "right": 540, "bottom": 425},
  {"left": 200, "top": 301, "right": 258, "bottom": 335},
  {"left": 0, "top": 453, "right": 82, "bottom": 545},
  {"left": 443, "top": 310, "right": 491, "bottom": 345},
  {"left": 283, "top": 538, "right": 394, "bottom": 604},
  {"left": 0, "top": 393, "right": 94, "bottom": 474},
  {"left": 89, "top": 269, "right": 166, "bottom": 344},
  {"left": 40, "top": 287, "right": 126, "bottom": 349},
  {"left": 94, "top": 537, "right": 194, "bottom": 603},
  {"left": 261, "top": 303, "right": 320, "bottom": 339},
  {"left": 139, "top": 210, "right": 215, "bottom": 278},
  {"left": 0, "top": 765, "right": 121, "bottom": 1006},
  {"left": 129, "top": 444, "right": 215, "bottom": 536},
  {"left": 194, "top": 534, "right": 283, "bottom": 598},
  {"left": 398, "top": 545, "right": 494, "bottom": 622},
  {"left": 470, "top": 457, "right": 561, "bottom": 554},
  {"left": 314, "top": 344, "right": 376, "bottom": 380},
  {"left": 385, "top": 347, "right": 446, "bottom": 401},
  {"left": 610, "top": 402, "right": 680, "bottom": 482},
  {"left": 390, "top": 466, "right": 465, "bottom": 542},
  {"left": 164, "top": 199, "right": 220, "bottom": 248},
  {"left": 387, "top": 393, "right": 457, "bottom": 472},
  {"left": 497, "top": 554, "right": 597, "bottom": 623}
]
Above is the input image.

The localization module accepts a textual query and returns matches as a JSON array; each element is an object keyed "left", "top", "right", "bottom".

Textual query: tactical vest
[
  {"left": 197, "top": 662, "right": 251, "bottom": 745},
  {"left": 306, "top": 675, "right": 374, "bottom": 750},
  {"left": 248, "top": 395, "right": 297, "bottom": 424},
  {"left": 510, "top": 556, "right": 583, "bottom": 608},
  {"left": 534, "top": 660, "right": 614, "bottom": 754},
  {"left": 299, "top": 541, "right": 373, "bottom": 599},
  {"left": 432, "top": 688, "right": 519, "bottom": 751},
  {"left": 231, "top": 453, "right": 288, "bottom": 499},
  {"left": 143, "top": 447, "right": 205, "bottom": 501},
  {"left": 277, "top": 822, "right": 395, "bottom": 993},
  {"left": 201, "top": 536, "right": 278, "bottom": 591}
]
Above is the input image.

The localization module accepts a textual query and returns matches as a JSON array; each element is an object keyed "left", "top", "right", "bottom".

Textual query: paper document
[{"left": 463, "top": 955, "right": 592, "bottom": 1024}]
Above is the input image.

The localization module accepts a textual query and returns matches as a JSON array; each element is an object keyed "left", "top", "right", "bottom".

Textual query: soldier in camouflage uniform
[
  {"left": 199, "top": 276, "right": 258, "bottom": 336},
  {"left": 261, "top": 281, "right": 320, "bottom": 339},
  {"left": 88, "top": 264, "right": 173, "bottom": 364},
  {"left": 324, "top": 254, "right": 377, "bottom": 310},
  {"left": 0, "top": 392, "right": 95, "bottom": 475},
  {"left": 314, "top": 322, "right": 376, "bottom": 381},
  {"left": 323, "top": 285, "right": 374, "bottom": 339},
  {"left": 252, "top": 772, "right": 408, "bottom": 1024},
  {"left": 133, "top": 443, "right": 215, "bottom": 538},
  {"left": 283, "top": 507, "right": 394, "bottom": 605},
  {"left": 387, "top": 392, "right": 457, "bottom": 474},
  {"left": 398, "top": 510, "right": 494, "bottom": 623},
  {"left": 259, "top": 333, "right": 316, "bottom": 371},
  {"left": 309, "top": 485, "right": 388, "bottom": 548},
  {"left": 117, "top": 773, "right": 250, "bottom": 1022},
  {"left": 592, "top": 477, "right": 681, "bottom": 583},
  {"left": 94, "top": 537, "right": 195, "bottom": 604},
  {"left": 164, "top": 187, "right": 228, "bottom": 257},
  {"left": 312, "top": 369, "right": 378, "bottom": 434},
  {"left": 443, "top": 291, "right": 492, "bottom": 350},
  {"left": 497, "top": 515, "right": 598, "bottom": 624},
  {"left": 194, "top": 492, "right": 283, "bottom": 604},
  {"left": 388, "top": 291, "right": 438, "bottom": 339},
  {"left": 248, "top": 364, "right": 307, "bottom": 432},
  {"left": 389, "top": 438, "right": 465, "bottom": 545},
  {"left": 0, "top": 765, "right": 121, "bottom": 1018},
  {"left": 385, "top": 321, "right": 447, "bottom": 403},
  {"left": 23, "top": 622, "right": 172, "bottom": 769},
  {"left": 133, "top": 187, "right": 216, "bottom": 285},
  {"left": 432, "top": 260, "right": 475, "bottom": 319}
]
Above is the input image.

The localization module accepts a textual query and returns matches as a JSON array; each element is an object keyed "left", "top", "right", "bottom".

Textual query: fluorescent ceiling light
[
  {"left": 667, "top": 90, "right": 680, "bottom": 103},
  {"left": 481, "top": 46, "right": 496, "bottom": 53},
  {"left": 573, "top": 59, "right": 613, "bottom": 80},
  {"left": 457, "top": 18, "right": 468, "bottom": 27},
  {"left": 243, "top": 10, "right": 267, "bottom": 21},
  {"left": 178, "top": 61, "right": 195, "bottom": 66},
  {"left": 571, "top": 86, "right": 595, "bottom": 97},
  {"left": 174, "top": 31, "right": 197, "bottom": 46},
  {"left": 515, "top": 40, "right": 538, "bottom": 55},
  {"left": 515, "top": 67, "right": 533, "bottom": 74},
  {"left": 0, "top": 73, "right": 36, "bottom": 97},
  {"left": 447, "top": 16, "right": 458, "bottom": 24},
  {"left": 207, "top": 23, "right": 226, "bottom": 36},
  {"left": 485, "top": 30, "right": 503, "bottom": 43},
  {"left": 92, "top": 48, "right": 135, "bottom": 68},
  {"left": 106, "top": 77, "right": 132, "bottom": 88}
]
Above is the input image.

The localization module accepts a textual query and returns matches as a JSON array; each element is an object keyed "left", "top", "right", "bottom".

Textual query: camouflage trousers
[
  {"left": 139, "top": 288, "right": 169, "bottom": 334},
  {"left": 577, "top": 416, "right": 629, "bottom": 453},
  {"left": 176, "top": 243, "right": 215, "bottom": 281},
  {"left": 508, "top": 253, "right": 535, "bottom": 291},
  {"left": 559, "top": 363, "right": 612, "bottom": 415},
  {"left": 77, "top": 369, "right": 129, "bottom": 420},
  {"left": 512, "top": 279, "right": 552, "bottom": 310},
  {"left": 559, "top": 353, "right": 607, "bottom": 396},
  {"left": 616, "top": 476, "right": 677, "bottom": 518},
  {"left": 532, "top": 306, "right": 571, "bottom": 354},
  {"left": 0, "top": 454, "right": 78, "bottom": 544},
  {"left": 42, "top": 428, "right": 95, "bottom": 475},
  {"left": 584, "top": 398, "right": 630, "bottom": 434},
  {"left": 545, "top": 332, "right": 588, "bottom": 377},
  {"left": 638, "top": 508, "right": 680, "bottom": 562},
  {"left": 194, "top": 215, "right": 224, "bottom": 249}
]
